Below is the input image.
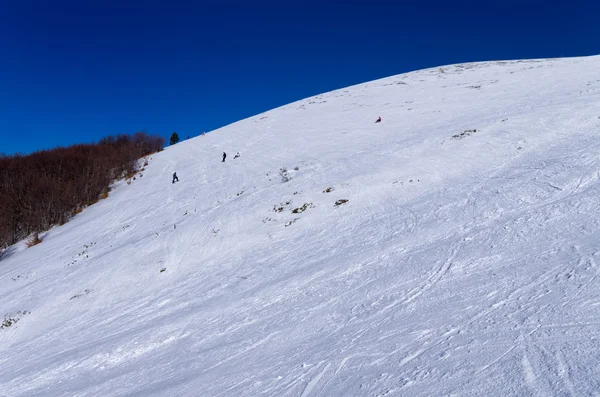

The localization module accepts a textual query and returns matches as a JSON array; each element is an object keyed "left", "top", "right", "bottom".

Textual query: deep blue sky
[{"left": 1, "top": 0, "right": 598, "bottom": 155}]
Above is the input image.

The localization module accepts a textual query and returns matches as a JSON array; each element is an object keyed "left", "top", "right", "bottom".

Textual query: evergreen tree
[{"left": 170, "top": 132, "right": 180, "bottom": 145}]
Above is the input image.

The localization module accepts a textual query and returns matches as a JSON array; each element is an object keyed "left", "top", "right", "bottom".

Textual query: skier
[
  {"left": 375, "top": 116, "right": 382, "bottom": 123},
  {"left": 222, "top": 152, "right": 227, "bottom": 162},
  {"left": 172, "top": 172, "right": 179, "bottom": 184},
  {"left": 233, "top": 152, "right": 240, "bottom": 159}
]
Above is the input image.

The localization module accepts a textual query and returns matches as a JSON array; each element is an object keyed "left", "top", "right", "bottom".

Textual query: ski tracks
[
  {"left": 556, "top": 350, "right": 577, "bottom": 397},
  {"left": 300, "top": 362, "right": 331, "bottom": 397},
  {"left": 403, "top": 240, "right": 463, "bottom": 305},
  {"left": 476, "top": 325, "right": 541, "bottom": 375}
]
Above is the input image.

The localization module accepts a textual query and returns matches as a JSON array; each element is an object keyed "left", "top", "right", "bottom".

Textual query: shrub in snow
[
  {"left": 452, "top": 129, "right": 477, "bottom": 139},
  {"left": 125, "top": 169, "right": 137, "bottom": 179},
  {"left": 26, "top": 233, "right": 42, "bottom": 248},
  {"left": 292, "top": 203, "right": 314, "bottom": 214},
  {"left": 272, "top": 200, "right": 293, "bottom": 213},
  {"left": 89, "top": 196, "right": 101, "bottom": 206},
  {"left": 334, "top": 199, "right": 349, "bottom": 206},
  {"left": 1, "top": 311, "right": 30, "bottom": 329}
]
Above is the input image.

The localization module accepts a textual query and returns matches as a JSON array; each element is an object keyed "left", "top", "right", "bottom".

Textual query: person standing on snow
[
  {"left": 222, "top": 152, "right": 227, "bottom": 162},
  {"left": 172, "top": 172, "right": 179, "bottom": 184}
]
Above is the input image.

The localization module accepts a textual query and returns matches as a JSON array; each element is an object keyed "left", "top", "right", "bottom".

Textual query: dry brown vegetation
[
  {"left": 0, "top": 132, "right": 164, "bottom": 248},
  {"left": 26, "top": 232, "right": 43, "bottom": 248}
]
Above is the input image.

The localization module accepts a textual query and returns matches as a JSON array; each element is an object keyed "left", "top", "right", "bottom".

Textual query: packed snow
[{"left": 2, "top": 56, "right": 600, "bottom": 396}]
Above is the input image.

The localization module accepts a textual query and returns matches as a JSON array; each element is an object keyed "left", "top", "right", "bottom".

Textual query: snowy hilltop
[{"left": 3, "top": 56, "right": 600, "bottom": 396}]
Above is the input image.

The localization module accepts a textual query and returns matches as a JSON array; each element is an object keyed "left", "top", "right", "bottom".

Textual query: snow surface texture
[{"left": 3, "top": 56, "right": 600, "bottom": 396}]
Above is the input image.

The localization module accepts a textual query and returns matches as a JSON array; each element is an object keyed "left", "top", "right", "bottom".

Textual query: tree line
[{"left": 0, "top": 132, "right": 165, "bottom": 249}]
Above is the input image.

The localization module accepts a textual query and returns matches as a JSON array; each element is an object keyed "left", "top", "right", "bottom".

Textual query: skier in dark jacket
[
  {"left": 222, "top": 152, "right": 227, "bottom": 162},
  {"left": 172, "top": 172, "right": 179, "bottom": 183},
  {"left": 375, "top": 116, "right": 382, "bottom": 123}
]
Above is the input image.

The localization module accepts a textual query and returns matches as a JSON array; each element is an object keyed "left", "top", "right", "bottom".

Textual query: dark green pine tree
[{"left": 169, "top": 132, "right": 180, "bottom": 145}]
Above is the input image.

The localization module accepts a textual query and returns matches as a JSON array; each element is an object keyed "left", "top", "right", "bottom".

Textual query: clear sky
[{"left": 1, "top": 0, "right": 598, "bottom": 155}]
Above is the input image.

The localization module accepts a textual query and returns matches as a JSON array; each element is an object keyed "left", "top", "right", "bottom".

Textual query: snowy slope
[{"left": 3, "top": 56, "right": 600, "bottom": 396}]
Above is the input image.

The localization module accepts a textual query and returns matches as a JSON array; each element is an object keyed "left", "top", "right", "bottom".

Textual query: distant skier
[
  {"left": 172, "top": 172, "right": 179, "bottom": 184},
  {"left": 222, "top": 152, "right": 227, "bottom": 162},
  {"left": 375, "top": 116, "right": 382, "bottom": 123},
  {"left": 233, "top": 152, "right": 240, "bottom": 159}
]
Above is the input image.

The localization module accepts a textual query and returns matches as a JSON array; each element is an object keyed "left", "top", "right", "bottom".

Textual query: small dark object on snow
[
  {"left": 335, "top": 199, "right": 349, "bottom": 206},
  {"left": 375, "top": 116, "right": 382, "bottom": 123},
  {"left": 172, "top": 172, "right": 179, "bottom": 184},
  {"left": 292, "top": 203, "right": 313, "bottom": 214},
  {"left": 234, "top": 152, "right": 240, "bottom": 159},
  {"left": 222, "top": 152, "right": 227, "bottom": 162},
  {"left": 452, "top": 129, "right": 477, "bottom": 140}
]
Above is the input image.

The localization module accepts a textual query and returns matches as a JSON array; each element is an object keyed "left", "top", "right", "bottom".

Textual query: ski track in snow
[{"left": 3, "top": 56, "right": 600, "bottom": 396}]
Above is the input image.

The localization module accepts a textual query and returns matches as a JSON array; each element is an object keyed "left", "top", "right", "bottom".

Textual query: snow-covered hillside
[{"left": 3, "top": 56, "right": 600, "bottom": 396}]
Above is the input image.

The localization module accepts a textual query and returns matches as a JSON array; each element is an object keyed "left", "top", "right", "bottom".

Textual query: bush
[
  {"left": 1, "top": 311, "right": 30, "bottom": 329},
  {"left": 292, "top": 203, "right": 314, "bottom": 214},
  {"left": 452, "top": 129, "right": 477, "bottom": 140},
  {"left": 125, "top": 169, "right": 137, "bottom": 180},
  {"left": 26, "top": 233, "right": 42, "bottom": 248}
]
